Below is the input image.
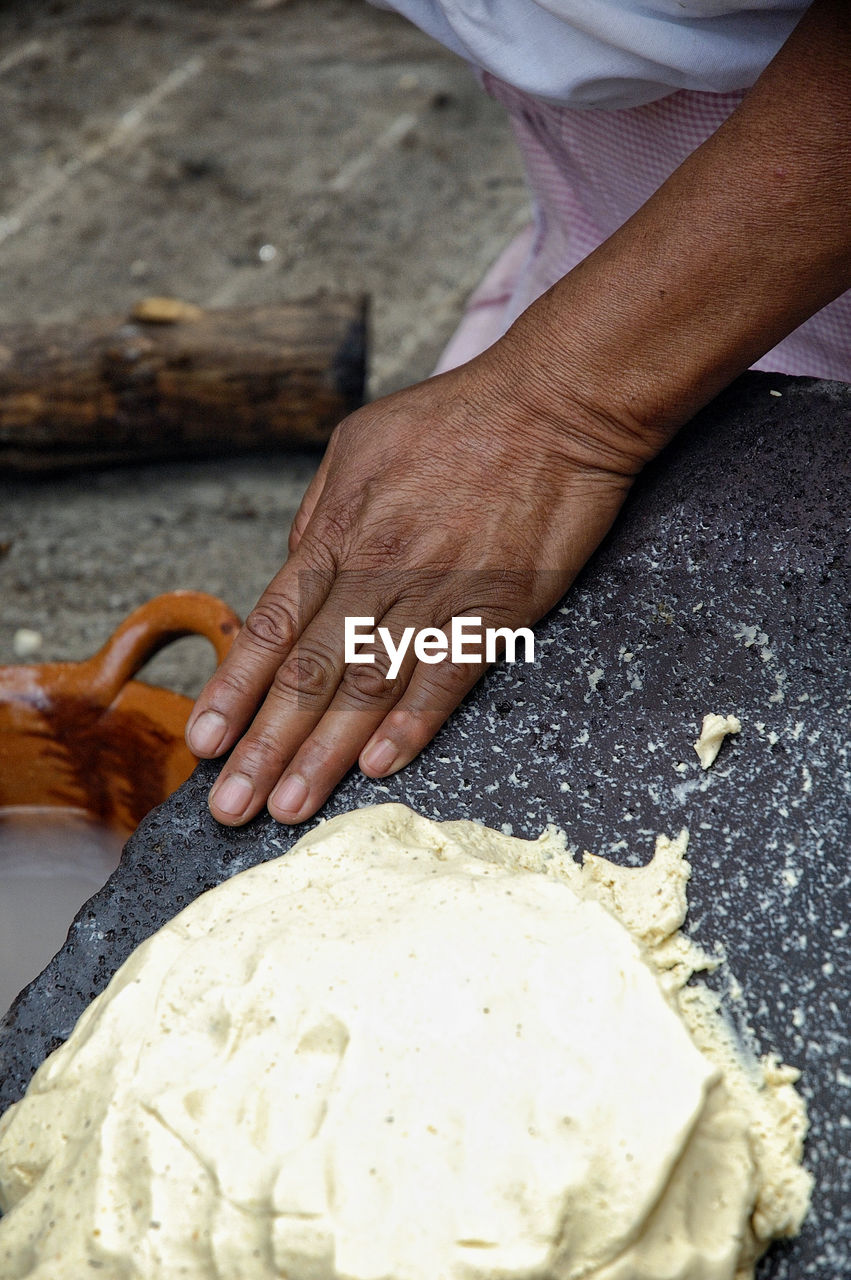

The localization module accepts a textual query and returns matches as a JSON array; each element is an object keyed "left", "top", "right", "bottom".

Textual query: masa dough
[
  {"left": 0, "top": 804, "right": 810, "bottom": 1280},
  {"left": 694, "top": 712, "right": 742, "bottom": 769}
]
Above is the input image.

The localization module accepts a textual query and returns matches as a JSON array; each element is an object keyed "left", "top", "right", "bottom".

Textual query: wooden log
[{"left": 0, "top": 296, "right": 368, "bottom": 471}]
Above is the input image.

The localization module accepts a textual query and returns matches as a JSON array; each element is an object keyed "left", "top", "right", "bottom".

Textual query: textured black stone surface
[{"left": 1, "top": 373, "right": 849, "bottom": 1277}]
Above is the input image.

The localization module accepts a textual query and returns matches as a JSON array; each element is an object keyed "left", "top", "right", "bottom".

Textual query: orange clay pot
[{"left": 0, "top": 592, "right": 241, "bottom": 839}]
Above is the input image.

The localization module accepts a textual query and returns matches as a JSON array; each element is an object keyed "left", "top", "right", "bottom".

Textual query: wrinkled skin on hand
[
  {"left": 188, "top": 0, "right": 851, "bottom": 825},
  {"left": 186, "top": 344, "right": 648, "bottom": 826}
]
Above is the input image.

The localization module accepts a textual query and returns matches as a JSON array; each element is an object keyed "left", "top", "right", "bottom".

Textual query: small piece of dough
[
  {"left": 694, "top": 712, "right": 742, "bottom": 769},
  {"left": 0, "top": 804, "right": 808, "bottom": 1280}
]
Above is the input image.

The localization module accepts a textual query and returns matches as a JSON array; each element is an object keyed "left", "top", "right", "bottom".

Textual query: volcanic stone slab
[{"left": 2, "top": 372, "right": 849, "bottom": 1277}]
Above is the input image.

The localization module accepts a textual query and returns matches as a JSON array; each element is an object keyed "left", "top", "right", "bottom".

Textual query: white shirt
[{"left": 371, "top": 0, "right": 809, "bottom": 108}]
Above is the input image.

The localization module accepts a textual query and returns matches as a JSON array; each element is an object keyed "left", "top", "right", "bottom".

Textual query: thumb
[{"left": 289, "top": 448, "right": 331, "bottom": 554}]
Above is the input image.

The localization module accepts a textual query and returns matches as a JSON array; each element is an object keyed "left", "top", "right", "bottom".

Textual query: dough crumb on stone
[{"left": 694, "top": 712, "right": 742, "bottom": 769}]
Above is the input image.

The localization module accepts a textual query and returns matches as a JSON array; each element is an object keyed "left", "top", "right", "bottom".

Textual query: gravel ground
[{"left": 0, "top": 0, "right": 528, "bottom": 694}]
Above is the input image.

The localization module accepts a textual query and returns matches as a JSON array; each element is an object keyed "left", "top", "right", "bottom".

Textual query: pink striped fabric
[{"left": 435, "top": 74, "right": 851, "bottom": 381}]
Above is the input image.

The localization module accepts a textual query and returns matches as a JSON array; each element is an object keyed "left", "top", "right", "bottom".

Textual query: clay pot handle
[{"left": 79, "top": 591, "right": 242, "bottom": 708}]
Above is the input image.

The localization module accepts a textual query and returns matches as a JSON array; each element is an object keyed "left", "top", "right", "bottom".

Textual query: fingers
[
  {"left": 263, "top": 606, "right": 425, "bottom": 823},
  {"left": 185, "top": 557, "right": 332, "bottom": 763},
  {"left": 205, "top": 585, "right": 405, "bottom": 826},
  {"left": 205, "top": 603, "right": 492, "bottom": 828},
  {"left": 357, "top": 600, "right": 540, "bottom": 783},
  {"left": 359, "top": 639, "right": 485, "bottom": 780}
]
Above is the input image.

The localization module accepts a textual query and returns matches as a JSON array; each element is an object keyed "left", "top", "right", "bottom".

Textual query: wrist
[
  {"left": 481, "top": 284, "right": 679, "bottom": 482},
  {"left": 482, "top": 0, "right": 851, "bottom": 464}
]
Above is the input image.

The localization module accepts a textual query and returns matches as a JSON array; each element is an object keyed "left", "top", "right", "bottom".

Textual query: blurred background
[{"left": 0, "top": 0, "right": 529, "bottom": 693}]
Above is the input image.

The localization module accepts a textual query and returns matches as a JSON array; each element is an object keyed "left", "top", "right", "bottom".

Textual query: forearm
[
  {"left": 189, "top": 1, "right": 849, "bottom": 824},
  {"left": 499, "top": 0, "right": 851, "bottom": 461}
]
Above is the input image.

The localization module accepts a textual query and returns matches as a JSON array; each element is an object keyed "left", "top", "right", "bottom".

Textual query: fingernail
[
  {"left": 212, "top": 772, "right": 254, "bottom": 818},
  {"left": 271, "top": 774, "right": 309, "bottom": 816},
  {"left": 361, "top": 738, "right": 399, "bottom": 775},
  {"left": 188, "top": 710, "right": 228, "bottom": 756}
]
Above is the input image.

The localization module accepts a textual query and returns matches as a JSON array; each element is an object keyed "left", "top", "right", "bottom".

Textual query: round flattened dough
[{"left": 0, "top": 804, "right": 802, "bottom": 1280}]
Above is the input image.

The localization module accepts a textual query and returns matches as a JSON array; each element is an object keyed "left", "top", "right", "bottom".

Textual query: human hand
[
  {"left": 185, "top": 338, "right": 656, "bottom": 826},
  {"left": 188, "top": 0, "right": 851, "bottom": 827}
]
